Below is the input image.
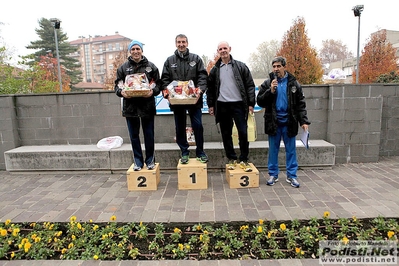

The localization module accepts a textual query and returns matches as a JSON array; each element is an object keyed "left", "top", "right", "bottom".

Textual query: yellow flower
[
  {"left": 24, "top": 242, "right": 31, "bottom": 252},
  {"left": 186, "top": 245, "right": 190, "bottom": 250},
  {"left": 178, "top": 243, "right": 183, "bottom": 251},
  {"left": 295, "top": 247, "right": 301, "bottom": 253},
  {"left": 34, "top": 237, "right": 41, "bottom": 243},
  {"left": 93, "top": 255, "right": 99, "bottom": 260},
  {"left": 352, "top": 216, "right": 357, "bottom": 222},
  {"left": 240, "top": 225, "right": 249, "bottom": 231},
  {"left": 199, "top": 234, "right": 203, "bottom": 241},
  {"left": 0, "top": 229, "right": 7, "bottom": 236},
  {"left": 12, "top": 228, "right": 20, "bottom": 237},
  {"left": 56, "top": 231, "right": 62, "bottom": 237},
  {"left": 5, "top": 219, "right": 11, "bottom": 225},
  {"left": 61, "top": 248, "right": 67, "bottom": 254},
  {"left": 280, "top": 223, "right": 286, "bottom": 231},
  {"left": 203, "top": 230, "right": 208, "bottom": 234},
  {"left": 139, "top": 221, "right": 143, "bottom": 226},
  {"left": 70, "top": 216, "right": 77, "bottom": 222},
  {"left": 259, "top": 219, "right": 264, "bottom": 225},
  {"left": 387, "top": 231, "right": 395, "bottom": 238},
  {"left": 174, "top": 228, "right": 181, "bottom": 234},
  {"left": 30, "top": 223, "right": 36, "bottom": 228},
  {"left": 21, "top": 238, "right": 28, "bottom": 244},
  {"left": 68, "top": 243, "right": 74, "bottom": 249},
  {"left": 108, "top": 232, "right": 114, "bottom": 237},
  {"left": 11, "top": 252, "right": 15, "bottom": 258},
  {"left": 89, "top": 219, "right": 93, "bottom": 223},
  {"left": 257, "top": 226, "right": 263, "bottom": 233},
  {"left": 72, "top": 235, "right": 76, "bottom": 240},
  {"left": 93, "top": 225, "right": 99, "bottom": 231},
  {"left": 323, "top": 211, "right": 330, "bottom": 218},
  {"left": 342, "top": 236, "right": 349, "bottom": 245},
  {"left": 110, "top": 215, "right": 117, "bottom": 221},
  {"left": 196, "top": 225, "right": 202, "bottom": 230},
  {"left": 77, "top": 223, "right": 82, "bottom": 230}
]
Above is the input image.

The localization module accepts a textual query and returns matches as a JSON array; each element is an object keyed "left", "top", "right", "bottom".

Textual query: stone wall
[{"left": 1, "top": 84, "right": 398, "bottom": 169}]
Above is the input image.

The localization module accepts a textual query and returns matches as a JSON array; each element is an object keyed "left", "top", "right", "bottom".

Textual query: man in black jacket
[
  {"left": 207, "top": 41, "right": 255, "bottom": 172},
  {"left": 114, "top": 40, "right": 162, "bottom": 171},
  {"left": 256, "top": 56, "right": 310, "bottom": 188},
  {"left": 161, "top": 34, "right": 208, "bottom": 164}
]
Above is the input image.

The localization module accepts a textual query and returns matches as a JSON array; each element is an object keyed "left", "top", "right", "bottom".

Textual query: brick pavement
[{"left": 1, "top": 156, "right": 399, "bottom": 265}]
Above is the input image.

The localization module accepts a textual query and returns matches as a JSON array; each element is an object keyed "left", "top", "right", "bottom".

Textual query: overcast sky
[{"left": 1, "top": 0, "right": 397, "bottom": 70}]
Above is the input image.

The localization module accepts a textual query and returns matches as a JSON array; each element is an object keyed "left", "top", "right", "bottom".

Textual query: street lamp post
[
  {"left": 352, "top": 5, "right": 364, "bottom": 84},
  {"left": 50, "top": 18, "right": 63, "bottom": 92}
]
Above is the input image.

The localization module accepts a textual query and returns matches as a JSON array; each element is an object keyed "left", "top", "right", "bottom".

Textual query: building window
[
  {"left": 109, "top": 54, "right": 113, "bottom": 60},
  {"left": 84, "top": 44, "right": 91, "bottom": 82}
]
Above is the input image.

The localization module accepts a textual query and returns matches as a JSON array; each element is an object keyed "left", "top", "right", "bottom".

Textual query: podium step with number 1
[{"left": 177, "top": 158, "right": 208, "bottom": 190}]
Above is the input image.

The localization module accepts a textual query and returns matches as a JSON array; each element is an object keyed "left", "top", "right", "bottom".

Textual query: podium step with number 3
[{"left": 226, "top": 163, "right": 259, "bottom": 188}]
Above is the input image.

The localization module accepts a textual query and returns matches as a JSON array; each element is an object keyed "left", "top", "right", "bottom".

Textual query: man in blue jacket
[{"left": 256, "top": 56, "right": 310, "bottom": 188}]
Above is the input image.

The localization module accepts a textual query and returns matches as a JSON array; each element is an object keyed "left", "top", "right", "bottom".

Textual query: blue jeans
[
  {"left": 268, "top": 125, "right": 298, "bottom": 178},
  {"left": 217, "top": 101, "right": 249, "bottom": 162},
  {"left": 173, "top": 107, "right": 205, "bottom": 157},
  {"left": 126, "top": 116, "right": 155, "bottom": 168}
]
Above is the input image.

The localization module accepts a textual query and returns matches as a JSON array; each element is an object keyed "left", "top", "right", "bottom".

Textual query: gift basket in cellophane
[
  {"left": 121, "top": 73, "right": 152, "bottom": 97},
  {"left": 167, "top": 80, "right": 201, "bottom": 105}
]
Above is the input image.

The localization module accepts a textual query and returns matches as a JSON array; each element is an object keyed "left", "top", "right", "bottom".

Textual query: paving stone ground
[{"left": 1, "top": 156, "right": 398, "bottom": 265}]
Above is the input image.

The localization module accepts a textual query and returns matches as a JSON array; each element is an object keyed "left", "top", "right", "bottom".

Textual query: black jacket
[
  {"left": 161, "top": 49, "right": 208, "bottom": 110},
  {"left": 114, "top": 56, "right": 161, "bottom": 118},
  {"left": 207, "top": 56, "right": 255, "bottom": 123},
  {"left": 256, "top": 71, "right": 310, "bottom": 137}
]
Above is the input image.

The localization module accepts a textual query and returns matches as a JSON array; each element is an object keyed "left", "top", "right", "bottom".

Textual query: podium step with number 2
[{"left": 126, "top": 163, "right": 160, "bottom": 191}]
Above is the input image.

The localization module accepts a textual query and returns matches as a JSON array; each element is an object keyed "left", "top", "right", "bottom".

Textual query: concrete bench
[{"left": 4, "top": 140, "right": 335, "bottom": 173}]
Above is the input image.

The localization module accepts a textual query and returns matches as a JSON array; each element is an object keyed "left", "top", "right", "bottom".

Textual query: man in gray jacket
[{"left": 207, "top": 41, "right": 255, "bottom": 172}]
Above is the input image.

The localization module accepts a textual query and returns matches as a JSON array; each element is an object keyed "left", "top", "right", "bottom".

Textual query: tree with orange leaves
[
  {"left": 27, "top": 53, "right": 71, "bottom": 93},
  {"left": 206, "top": 53, "right": 220, "bottom": 74},
  {"left": 278, "top": 17, "right": 323, "bottom": 85},
  {"left": 354, "top": 29, "right": 398, "bottom": 83}
]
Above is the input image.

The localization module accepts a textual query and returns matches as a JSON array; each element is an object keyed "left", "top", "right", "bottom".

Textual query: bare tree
[
  {"left": 319, "top": 39, "right": 353, "bottom": 65},
  {"left": 248, "top": 40, "right": 280, "bottom": 78}
]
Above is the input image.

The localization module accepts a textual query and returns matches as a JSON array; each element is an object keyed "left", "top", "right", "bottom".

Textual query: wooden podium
[
  {"left": 177, "top": 159, "right": 208, "bottom": 190},
  {"left": 126, "top": 163, "right": 160, "bottom": 191},
  {"left": 225, "top": 163, "right": 259, "bottom": 189}
]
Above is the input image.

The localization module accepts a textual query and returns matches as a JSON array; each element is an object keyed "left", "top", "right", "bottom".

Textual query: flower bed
[{"left": 0, "top": 213, "right": 398, "bottom": 260}]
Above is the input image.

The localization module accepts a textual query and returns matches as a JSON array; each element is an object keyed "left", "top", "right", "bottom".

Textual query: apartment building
[{"left": 69, "top": 32, "right": 131, "bottom": 86}]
